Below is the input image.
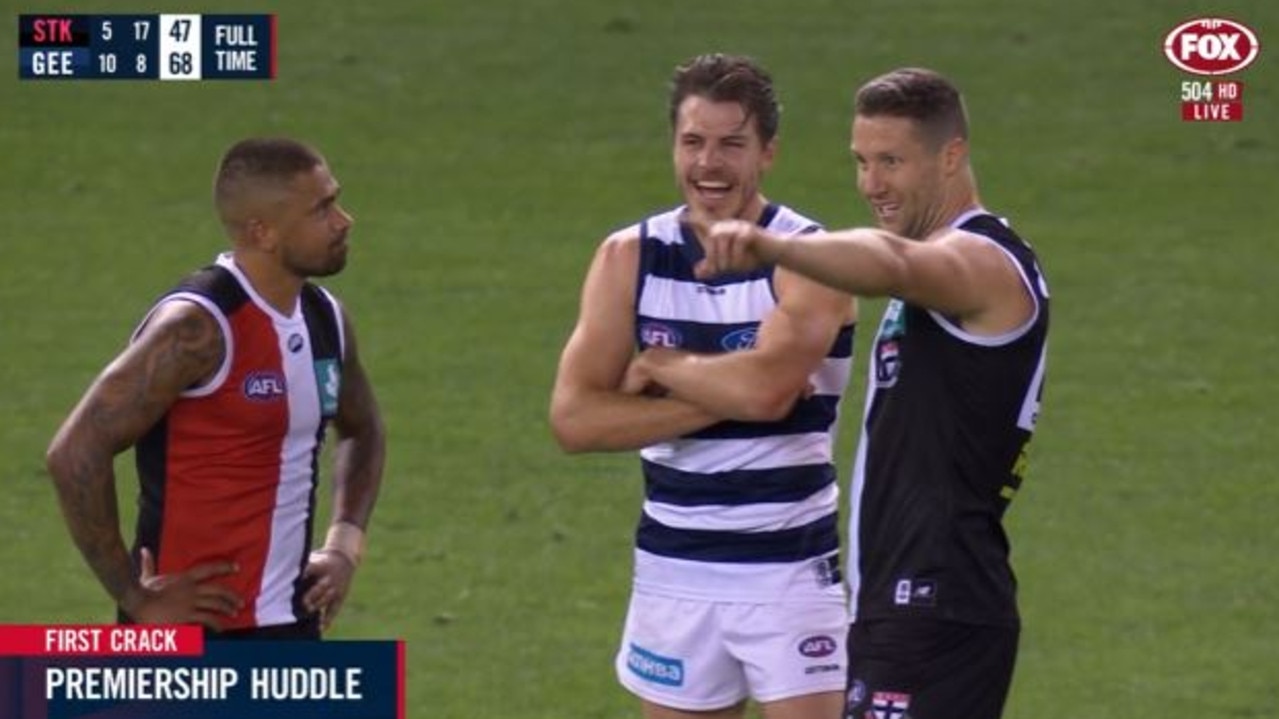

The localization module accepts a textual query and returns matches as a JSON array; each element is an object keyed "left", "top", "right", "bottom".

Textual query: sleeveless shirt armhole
[
  {"left": 924, "top": 233, "right": 1041, "bottom": 348},
  {"left": 131, "top": 293, "right": 234, "bottom": 398}
]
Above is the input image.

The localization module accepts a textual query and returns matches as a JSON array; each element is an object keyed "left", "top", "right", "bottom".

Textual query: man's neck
[{"left": 229, "top": 250, "right": 303, "bottom": 316}]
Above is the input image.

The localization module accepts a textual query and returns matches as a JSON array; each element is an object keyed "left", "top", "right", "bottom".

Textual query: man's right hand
[
  {"left": 126, "top": 547, "right": 244, "bottom": 630},
  {"left": 692, "top": 219, "right": 783, "bottom": 279}
]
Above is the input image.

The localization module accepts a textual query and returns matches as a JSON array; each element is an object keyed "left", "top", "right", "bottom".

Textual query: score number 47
[{"left": 167, "top": 17, "right": 195, "bottom": 75}]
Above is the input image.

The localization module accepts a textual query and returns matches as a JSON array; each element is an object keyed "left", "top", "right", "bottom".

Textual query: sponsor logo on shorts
[
  {"left": 868, "top": 691, "right": 911, "bottom": 719},
  {"left": 798, "top": 635, "right": 838, "bottom": 658},
  {"left": 625, "top": 643, "right": 684, "bottom": 687},
  {"left": 243, "top": 371, "right": 287, "bottom": 401},
  {"left": 804, "top": 663, "right": 841, "bottom": 675}
]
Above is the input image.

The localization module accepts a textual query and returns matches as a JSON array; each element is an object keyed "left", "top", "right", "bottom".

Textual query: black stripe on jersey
[
  {"left": 299, "top": 284, "right": 341, "bottom": 362},
  {"left": 291, "top": 413, "right": 326, "bottom": 625},
  {"left": 686, "top": 394, "right": 841, "bottom": 441},
  {"left": 643, "top": 460, "right": 835, "bottom": 506},
  {"left": 170, "top": 265, "right": 250, "bottom": 314},
  {"left": 635, "top": 318, "right": 855, "bottom": 359},
  {"left": 637, "top": 511, "right": 839, "bottom": 563},
  {"left": 831, "top": 324, "right": 856, "bottom": 358},
  {"left": 134, "top": 415, "right": 169, "bottom": 561},
  {"left": 638, "top": 235, "right": 771, "bottom": 285}
]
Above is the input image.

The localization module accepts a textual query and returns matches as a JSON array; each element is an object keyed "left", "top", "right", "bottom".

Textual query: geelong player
[
  {"left": 694, "top": 68, "right": 1050, "bottom": 719},
  {"left": 47, "top": 137, "right": 386, "bottom": 639},
  {"left": 551, "top": 54, "right": 857, "bottom": 719}
]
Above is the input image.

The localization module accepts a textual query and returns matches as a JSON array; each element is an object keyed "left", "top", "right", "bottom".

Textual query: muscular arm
[
  {"left": 549, "top": 230, "right": 721, "bottom": 453},
  {"left": 45, "top": 300, "right": 224, "bottom": 614},
  {"left": 328, "top": 309, "right": 386, "bottom": 531},
  {"left": 633, "top": 267, "right": 855, "bottom": 422},
  {"left": 701, "top": 223, "right": 1032, "bottom": 334}
]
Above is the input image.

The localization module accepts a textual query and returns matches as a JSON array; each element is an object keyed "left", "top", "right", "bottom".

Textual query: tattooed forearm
[
  {"left": 46, "top": 300, "right": 224, "bottom": 607},
  {"left": 49, "top": 449, "right": 138, "bottom": 605}
]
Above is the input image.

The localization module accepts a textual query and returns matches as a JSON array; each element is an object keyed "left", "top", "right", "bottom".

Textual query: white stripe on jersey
[
  {"left": 1018, "top": 342, "right": 1048, "bottom": 431},
  {"left": 640, "top": 432, "right": 833, "bottom": 473},
  {"left": 256, "top": 310, "right": 324, "bottom": 626},
  {"left": 811, "top": 357, "right": 852, "bottom": 396},
  {"left": 644, "top": 482, "right": 839, "bottom": 533},
  {"left": 845, "top": 358, "right": 877, "bottom": 620},
  {"left": 638, "top": 276, "right": 776, "bottom": 325}
]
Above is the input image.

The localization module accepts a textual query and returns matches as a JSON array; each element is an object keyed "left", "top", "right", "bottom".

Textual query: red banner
[{"left": 0, "top": 624, "right": 204, "bottom": 656}]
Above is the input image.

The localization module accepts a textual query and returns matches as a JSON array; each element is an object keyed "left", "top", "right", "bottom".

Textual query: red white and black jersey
[
  {"left": 847, "top": 210, "right": 1049, "bottom": 628},
  {"left": 132, "top": 253, "right": 345, "bottom": 630}
]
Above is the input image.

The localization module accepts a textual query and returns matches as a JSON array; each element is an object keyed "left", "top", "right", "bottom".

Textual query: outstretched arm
[
  {"left": 550, "top": 230, "right": 721, "bottom": 453},
  {"left": 304, "top": 307, "right": 387, "bottom": 630},
  {"left": 696, "top": 220, "right": 1032, "bottom": 333},
  {"left": 45, "top": 300, "right": 242, "bottom": 627}
]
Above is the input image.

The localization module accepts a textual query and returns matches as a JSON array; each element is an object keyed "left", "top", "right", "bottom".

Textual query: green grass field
[{"left": 3, "top": 1, "right": 1277, "bottom": 717}]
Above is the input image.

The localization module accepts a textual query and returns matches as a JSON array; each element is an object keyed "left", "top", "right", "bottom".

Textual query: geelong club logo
[{"left": 1163, "top": 18, "right": 1260, "bottom": 76}]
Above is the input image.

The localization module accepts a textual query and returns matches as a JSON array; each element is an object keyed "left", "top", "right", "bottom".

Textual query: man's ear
[
  {"left": 760, "top": 136, "right": 778, "bottom": 172},
  {"left": 244, "top": 217, "right": 278, "bottom": 252},
  {"left": 941, "top": 136, "right": 968, "bottom": 176}
]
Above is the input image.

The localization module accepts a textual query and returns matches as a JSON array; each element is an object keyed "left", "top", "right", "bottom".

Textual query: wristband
[{"left": 322, "top": 521, "right": 366, "bottom": 567}]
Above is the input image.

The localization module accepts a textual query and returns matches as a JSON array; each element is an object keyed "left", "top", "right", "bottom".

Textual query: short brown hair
[
  {"left": 669, "top": 54, "right": 781, "bottom": 142},
  {"left": 854, "top": 68, "right": 968, "bottom": 149}
]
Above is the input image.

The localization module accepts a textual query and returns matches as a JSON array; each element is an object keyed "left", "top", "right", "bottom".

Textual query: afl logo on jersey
[
  {"left": 639, "top": 322, "right": 682, "bottom": 348},
  {"left": 720, "top": 327, "right": 758, "bottom": 351},
  {"left": 243, "top": 371, "right": 287, "bottom": 401}
]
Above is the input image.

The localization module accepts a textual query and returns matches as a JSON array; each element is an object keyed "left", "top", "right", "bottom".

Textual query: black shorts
[{"left": 844, "top": 619, "right": 1018, "bottom": 719}]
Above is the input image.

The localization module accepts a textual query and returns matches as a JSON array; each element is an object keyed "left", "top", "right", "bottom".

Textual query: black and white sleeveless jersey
[{"left": 847, "top": 209, "right": 1049, "bottom": 627}]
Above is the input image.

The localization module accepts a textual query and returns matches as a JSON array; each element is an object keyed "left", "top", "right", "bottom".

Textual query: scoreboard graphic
[{"left": 18, "top": 14, "right": 276, "bottom": 80}]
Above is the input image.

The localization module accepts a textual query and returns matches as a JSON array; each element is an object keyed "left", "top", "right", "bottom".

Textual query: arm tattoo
[{"left": 49, "top": 304, "right": 223, "bottom": 606}]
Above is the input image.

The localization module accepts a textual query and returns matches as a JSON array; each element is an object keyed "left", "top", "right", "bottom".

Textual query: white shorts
[{"left": 615, "top": 590, "right": 848, "bottom": 711}]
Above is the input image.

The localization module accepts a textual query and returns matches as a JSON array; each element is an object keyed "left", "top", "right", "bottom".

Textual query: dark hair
[
  {"left": 669, "top": 54, "right": 780, "bottom": 142},
  {"left": 214, "top": 137, "right": 325, "bottom": 212},
  {"left": 854, "top": 68, "right": 968, "bottom": 148}
]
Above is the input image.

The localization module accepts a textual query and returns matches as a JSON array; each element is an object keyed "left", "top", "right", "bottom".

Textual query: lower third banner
[{"left": 0, "top": 636, "right": 405, "bottom": 719}]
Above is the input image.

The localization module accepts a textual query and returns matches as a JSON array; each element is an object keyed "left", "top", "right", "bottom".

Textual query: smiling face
[
  {"left": 850, "top": 114, "right": 951, "bottom": 239},
  {"left": 849, "top": 68, "right": 972, "bottom": 239},
  {"left": 673, "top": 95, "right": 775, "bottom": 225}
]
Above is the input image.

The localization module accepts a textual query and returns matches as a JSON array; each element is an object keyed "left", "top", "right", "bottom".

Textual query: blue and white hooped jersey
[{"left": 631, "top": 204, "right": 855, "bottom": 602}]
